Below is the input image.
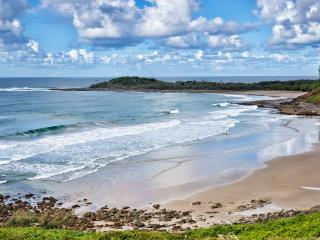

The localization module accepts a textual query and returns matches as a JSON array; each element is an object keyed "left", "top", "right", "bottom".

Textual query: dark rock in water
[
  {"left": 25, "top": 193, "right": 34, "bottom": 199},
  {"left": 72, "top": 204, "right": 80, "bottom": 209}
]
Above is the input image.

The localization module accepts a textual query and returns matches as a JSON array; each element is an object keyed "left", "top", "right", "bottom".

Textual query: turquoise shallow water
[
  {"left": 0, "top": 78, "right": 319, "bottom": 207},
  {"left": 0, "top": 77, "right": 318, "bottom": 189},
  {"left": 0, "top": 86, "right": 284, "bottom": 183}
]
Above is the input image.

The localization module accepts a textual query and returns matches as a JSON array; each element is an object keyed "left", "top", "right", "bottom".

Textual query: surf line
[{"left": 301, "top": 186, "right": 320, "bottom": 191}]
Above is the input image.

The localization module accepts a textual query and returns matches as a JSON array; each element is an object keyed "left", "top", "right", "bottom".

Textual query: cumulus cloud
[
  {"left": 2, "top": 38, "right": 96, "bottom": 67},
  {"left": 163, "top": 32, "right": 245, "bottom": 51},
  {"left": 41, "top": 0, "right": 254, "bottom": 49},
  {"left": 0, "top": 0, "right": 28, "bottom": 50},
  {"left": 27, "top": 39, "right": 39, "bottom": 53},
  {"left": 255, "top": 0, "right": 320, "bottom": 48}
]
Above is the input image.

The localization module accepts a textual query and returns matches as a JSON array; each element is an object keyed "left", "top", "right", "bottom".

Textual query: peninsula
[
  {"left": 87, "top": 76, "right": 320, "bottom": 92},
  {"left": 60, "top": 76, "right": 320, "bottom": 116}
]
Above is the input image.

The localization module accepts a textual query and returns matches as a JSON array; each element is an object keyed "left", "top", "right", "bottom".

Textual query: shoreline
[
  {"left": 0, "top": 118, "right": 319, "bottom": 231},
  {"left": 55, "top": 87, "right": 307, "bottom": 97},
  {"left": 165, "top": 141, "right": 320, "bottom": 224},
  {"left": 0, "top": 90, "right": 319, "bottom": 232}
]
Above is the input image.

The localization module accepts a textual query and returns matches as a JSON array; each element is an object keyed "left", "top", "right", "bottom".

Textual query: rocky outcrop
[{"left": 242, "top": 90, "right": 320, "bottom": 116}]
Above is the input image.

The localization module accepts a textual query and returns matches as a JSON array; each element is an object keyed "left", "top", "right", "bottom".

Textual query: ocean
[{"left": 0, "top": 77, "right": 318, "bottom": 202}]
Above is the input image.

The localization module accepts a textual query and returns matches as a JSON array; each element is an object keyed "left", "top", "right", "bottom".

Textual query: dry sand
[
  {"left": 231, "top": 90, "right": 306, "bottom": 98},
  {"left": 165, "top": 143, "right": 320, "bottom": 224}
]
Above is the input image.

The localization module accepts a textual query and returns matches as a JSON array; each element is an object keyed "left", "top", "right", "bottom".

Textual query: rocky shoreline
[
  {"left": 241, "top": 98, "right": 320, "bottom": 116},
  {"left": 1, "top": 193, "right": 320, "bottom": 232}
]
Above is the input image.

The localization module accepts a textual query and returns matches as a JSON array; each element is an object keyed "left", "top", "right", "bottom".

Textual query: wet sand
[
  {"left": 166, "top": 143, "right": 320, "bottom": 222},
  {"left": 1, "top": 90, "right": 319, "bottom": 229},
  {"left": 25, "top": 116, "right": 319, "bottom": 218}
]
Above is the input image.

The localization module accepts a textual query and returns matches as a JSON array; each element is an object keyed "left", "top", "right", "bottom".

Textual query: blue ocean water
[
  {"left": 0, "top": 77, "right": 312, "bottom": 184},
  {"left": 0, "top": 76, "right": 317, "bottom": 88}
]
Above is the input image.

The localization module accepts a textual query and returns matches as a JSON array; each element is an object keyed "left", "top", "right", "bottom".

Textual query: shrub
[
  {"left": 6, "top": 210, "right": 36, "bottom": 227},
  {"left": 38, "top": 209, "right": 77, "bottom": 229}
]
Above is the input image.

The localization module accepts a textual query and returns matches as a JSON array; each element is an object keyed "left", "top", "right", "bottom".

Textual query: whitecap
[{"left": 0, "top": 87, "right": 51, "bottom": 92}]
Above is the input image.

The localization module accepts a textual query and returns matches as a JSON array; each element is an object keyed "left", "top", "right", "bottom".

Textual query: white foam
[
  {"left": 212, "top": 102, "right": 231, "bottom": 107},
  {"left": 0, "top": 87, "right": 51, "bottom": 92},
  {"left": 220, "top": 93, "right": 276, "bottom": 102},
  {"left": 168, "top": 108, "right": 180, "bottom": 114},
  {"left": 208, "top": 105, "right": 258, "bottom": 119},
  {"left": 0, "top": 180, "right": 6, "bottom": 185},
  {"left": 0, "top": 120, "right": 181, "bottom": 163},
  {"left": 301, "top": 186, "right": 320, "bottom": 191},
  {"left": 1, "top": 115, "right": 239, "bottom": 181},
  {"left": 0, "top": 95, "right": 291, "bottom": 182}
]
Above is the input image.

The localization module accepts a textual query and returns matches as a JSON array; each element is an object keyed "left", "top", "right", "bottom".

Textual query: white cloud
[
  {"left": 255, "top": 0, "right": 320, "bottom": 47},
  {"left": 27, "top": 39, "right": 39, "bottom": 53},
  {"left": 41, "top": 0, "right": 255, "bottom": 48},
  {"left": 194, "top": 50, "right": 204, "bottom": 60},
  {"left": 66, "top": 49, "right": 94, "bottom": 64},
  {"left": 0, "top": 0, "right": 28, "bottom": 50},
  {"left": 207, "top": 35, "right": 242, "bottom": 49},
  {"left": 271, "top": 53, "right": 290, "bottom": 62}
]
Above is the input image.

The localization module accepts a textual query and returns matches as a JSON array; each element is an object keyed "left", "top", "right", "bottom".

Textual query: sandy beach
[
  {"left": 165, "top": 142, "right": 320, "bottom": 224},
  {"left": 232, "top": 90, "right": 306, "bottom": 98},
  {"left": 0, "top": 90, "right": 319, "bottom": 231}
]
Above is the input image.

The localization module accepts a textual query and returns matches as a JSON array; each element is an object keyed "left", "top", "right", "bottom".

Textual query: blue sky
[{"left": 0, "top": 0, "right": 319, "bottom": 77}]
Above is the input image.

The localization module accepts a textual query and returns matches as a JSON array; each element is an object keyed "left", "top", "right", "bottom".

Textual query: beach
[
  {"left": 0, "top": 88, "right": 319, "bottom": 230},
  {"left": 166, "top": 142, "right": 320, "bottom": 224}
]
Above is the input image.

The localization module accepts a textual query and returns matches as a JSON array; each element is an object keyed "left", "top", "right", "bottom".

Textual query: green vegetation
[
  {"left": 89, "top": 76, "right": 320, "bottom": 92},
  {"left": 300, "top": 87, "right": 320, "bottom": 104},
  {"left": 6, "top": 210, "right": 37, "bottom": 227},
  {"left": 3, "top": 212, "right": 320, "bottom": 239},
  {"left": 5, "top": 208, "right": 82, "bottom": 230}
]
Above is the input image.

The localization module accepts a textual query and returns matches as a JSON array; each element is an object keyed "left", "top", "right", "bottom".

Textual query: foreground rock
[{"left": 1, "top": 194, "right": 320, "bottom": 233}]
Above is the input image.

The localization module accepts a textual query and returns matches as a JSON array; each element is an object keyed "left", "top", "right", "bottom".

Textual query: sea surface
[
  {"left": 0, "top": 77, "right": 318, "bottom": 194},
  {"left": 0, "top": 76, "right": 317, "bottom": 88}
]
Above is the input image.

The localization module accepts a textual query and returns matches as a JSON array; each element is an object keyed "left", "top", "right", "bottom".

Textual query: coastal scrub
[{"left": 2, "top": 212, "right": 320, "bottom": 240}]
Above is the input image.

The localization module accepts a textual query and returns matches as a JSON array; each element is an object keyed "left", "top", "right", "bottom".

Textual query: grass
[
  {"left": 302, "top": 87, "right": 320, "bottom": 104},
  {"left": 6, "top": 209, "right": 37, "bottom": 227},
  {"left": 1, "top": 212, "right": 320, "bottom": 240}
]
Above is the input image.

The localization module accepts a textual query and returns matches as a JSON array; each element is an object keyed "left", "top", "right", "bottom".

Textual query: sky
[{"left": 0, "top": 0, "right": 319, "bottom": 77}]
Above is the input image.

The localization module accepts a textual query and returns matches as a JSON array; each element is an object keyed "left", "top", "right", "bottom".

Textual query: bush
[
  {"left": 6, "top": 210, "right": 36, "bottom": 227},
  {"left": 38, "top": 209, "right": 77, "bottom": 229}
]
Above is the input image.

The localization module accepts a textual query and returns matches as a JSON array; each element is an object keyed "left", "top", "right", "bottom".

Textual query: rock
[
  {"left": 191, "top": 201, "right": 201, "bottom": 206},
  {"left": 133, "top": 221, "right": 145, "bottom": 228},
  {"left": 211, "top": 203, "right": 223, "bottom": 209},
  {"left": 25, "top": 193, "right": 34, "bottom": 199},
  {"left": 172, "top": 225, "right": 183, "bottom": 232},
  {"left": 72, "top": 204, "right": 80, "bottom": 209},
  {"left": 153, "top": 204, "right": 160, "bottom": 210}
]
